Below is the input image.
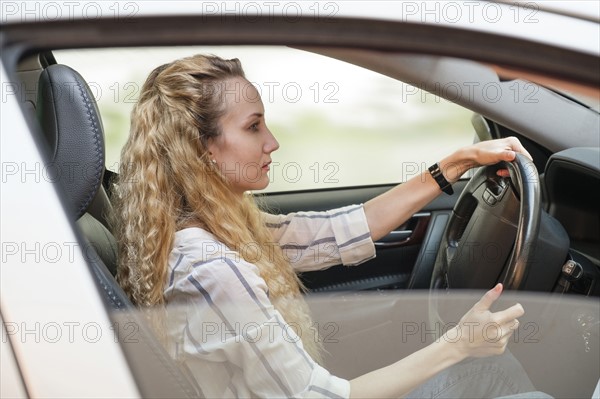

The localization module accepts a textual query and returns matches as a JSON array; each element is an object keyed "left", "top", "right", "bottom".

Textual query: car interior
[{"left": 4, "top": 16, "right": 599, "bottom": 398}]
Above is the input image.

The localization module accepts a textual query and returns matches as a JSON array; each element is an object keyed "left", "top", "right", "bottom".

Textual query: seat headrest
[{"left": 37, "top": 64, "right": 105, "bottom": 220}]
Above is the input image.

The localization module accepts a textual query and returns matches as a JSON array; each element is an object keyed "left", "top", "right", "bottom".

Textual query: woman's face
[{"left": 208, "top": 77, "right": 279, "bottom": 196}]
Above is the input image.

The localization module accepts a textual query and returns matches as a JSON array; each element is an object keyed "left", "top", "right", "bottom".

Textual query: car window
[{"left": 55, "top": 46, "right": 475, "bottom": 193}]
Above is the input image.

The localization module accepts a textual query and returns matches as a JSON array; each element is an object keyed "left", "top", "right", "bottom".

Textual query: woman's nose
[{"left": 264, "top": 129, "right": 280, "bottom": 153}]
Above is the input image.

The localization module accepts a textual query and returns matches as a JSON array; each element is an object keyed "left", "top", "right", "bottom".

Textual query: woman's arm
[
  {"left": 364, "top": 137, "right": 532, "bottom": 241},
  {"left": 264, "top": 205, "right": 375, "bottom": 272},
  {"left": 350, "top": 283, "right": 523, "bottom": 398}
]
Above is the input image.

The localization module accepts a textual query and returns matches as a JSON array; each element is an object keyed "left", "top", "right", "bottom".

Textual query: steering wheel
[{"left": 431, "top": 153, "right": 541, "bottom": 292}]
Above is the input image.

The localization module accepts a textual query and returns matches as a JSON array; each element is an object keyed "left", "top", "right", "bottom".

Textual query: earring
[{"left": 211, "top": 159, "right": 217, "bottom": 164}]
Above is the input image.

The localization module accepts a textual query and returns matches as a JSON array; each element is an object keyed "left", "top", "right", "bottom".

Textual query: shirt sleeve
[
  {"left": 173, "top": 257, "right": 351, "bottom": 398},
  {"left": 263, "top": 204, "right": 376, "bottom": 272}
]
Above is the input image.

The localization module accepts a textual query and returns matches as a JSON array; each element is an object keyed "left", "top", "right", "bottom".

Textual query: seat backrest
[
  {"left": 37, "top": 64, "right": 118, "bottom": 275},
  {"left": 36, "top": 64, "right": 202, "bottom": 398}
]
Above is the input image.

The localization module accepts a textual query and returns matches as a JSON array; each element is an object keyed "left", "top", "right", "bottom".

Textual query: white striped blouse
[{"left": 164, "top": 204, "right": 376, "bottom": 398}]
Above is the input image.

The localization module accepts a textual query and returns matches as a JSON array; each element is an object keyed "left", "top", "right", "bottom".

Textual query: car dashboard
[{"left": 544, "top": 147, "right": 600, "bottom": 296}]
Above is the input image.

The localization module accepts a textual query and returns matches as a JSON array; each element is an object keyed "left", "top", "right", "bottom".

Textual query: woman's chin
[{"left": 238, "top": 179, "right": 270, "bottom": 194}]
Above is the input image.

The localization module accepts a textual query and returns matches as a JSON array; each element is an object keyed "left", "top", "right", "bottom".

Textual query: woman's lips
[{"left": 262, "top": 161, "right": 271, "bottom": 171}]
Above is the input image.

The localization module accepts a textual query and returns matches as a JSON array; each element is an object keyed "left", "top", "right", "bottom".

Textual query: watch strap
[{"left": 428, "top": 163, "right": 454, "bottom": 195}]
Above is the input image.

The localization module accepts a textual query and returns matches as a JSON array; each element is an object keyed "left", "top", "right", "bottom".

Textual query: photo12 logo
[
  {"left": 197, "top": 1, "right": 339, "bottom": 22},
  {"left": 196, "top": 320, "right": 339, "bottom": 344},
  {"left": 1, "top": 1, "right": 140, "bottom": 23},
  {"left": 399, "top": 1, "right": 539, "bottom": 24},
  {"left": 400, "top": 321, "right": 540, "bottom": 344},
  {"left": 2, "top": 321, "right": 140, "bottom": 344}
]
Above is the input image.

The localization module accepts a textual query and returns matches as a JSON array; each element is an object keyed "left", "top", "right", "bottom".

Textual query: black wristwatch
[{"left": 428, "top": 163, "right": 454, "bottom": 195}]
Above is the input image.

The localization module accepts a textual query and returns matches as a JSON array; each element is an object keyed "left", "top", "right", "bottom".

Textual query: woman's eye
[{"left": 249, "top": 122, "right": 259, "bottom": 131}]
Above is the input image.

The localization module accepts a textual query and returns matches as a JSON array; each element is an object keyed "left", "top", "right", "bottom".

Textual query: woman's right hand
[{"left": 445, "top": 283, "right": 524, "bottom": 358}]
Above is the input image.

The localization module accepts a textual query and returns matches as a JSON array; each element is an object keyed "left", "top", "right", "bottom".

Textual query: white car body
[{"left": 1, "top": 1, "right": 598, "bottom": 397}]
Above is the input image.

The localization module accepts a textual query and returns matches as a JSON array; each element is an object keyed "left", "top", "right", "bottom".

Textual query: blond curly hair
[{"left": 113, "top": 54, "right": 322, "bottom": 362}]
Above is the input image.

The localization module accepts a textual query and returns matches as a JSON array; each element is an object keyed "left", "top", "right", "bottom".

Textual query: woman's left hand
[{"left": 441, "top": 136, "right": 533, "bottom": 181}]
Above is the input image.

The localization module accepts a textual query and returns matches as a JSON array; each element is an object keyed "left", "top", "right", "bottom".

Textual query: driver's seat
[
  {"left": 36, "top": 63, "right": 202, "bottom": 398},
  {"left": 36, "top": 64, "right": 117, "bottom": 275}
]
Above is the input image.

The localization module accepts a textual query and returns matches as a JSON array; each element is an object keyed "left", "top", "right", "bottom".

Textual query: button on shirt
[{"left": 164, "top": 204, "right": 376, "bottom": 398}]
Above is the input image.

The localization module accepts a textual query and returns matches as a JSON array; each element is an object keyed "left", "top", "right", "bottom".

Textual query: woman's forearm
[
  {"left": 363, "top": 137, "right": 533, "bottom": 241},
  {"left": 363, "top": 148, "right": 470, "bottom": 241},
  {"left": 349, "top": 335, "right": 466, "bottom": 398}
]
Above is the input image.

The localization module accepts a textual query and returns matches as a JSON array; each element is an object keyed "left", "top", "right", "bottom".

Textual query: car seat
[{"left": 36, "top": 63, "right": 202, "bottom": 398}]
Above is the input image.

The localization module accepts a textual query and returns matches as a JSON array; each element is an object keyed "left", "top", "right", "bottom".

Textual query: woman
[{"left": 114, "top": 54, "right": 544, "bottom": 398}]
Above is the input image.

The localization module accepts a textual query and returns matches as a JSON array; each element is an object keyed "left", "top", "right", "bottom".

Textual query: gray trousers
[{"left": 406, "top": 351, "right": 552, "bottom": 399}]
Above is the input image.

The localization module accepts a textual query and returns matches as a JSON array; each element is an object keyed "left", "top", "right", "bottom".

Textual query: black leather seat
[
  {"left": 37, "top": 64, "right": 118, "bottom": 275},
  {"left": 36, "top": 64, "right": 202, "bottom": 398}
]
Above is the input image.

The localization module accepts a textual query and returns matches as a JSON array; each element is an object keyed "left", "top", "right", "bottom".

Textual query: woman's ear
[
  {"left": 206, "top": 137, "right": 221, "bottom": 164},
  {"left": 206, "top": 137, "right": 217, "bottom": 158}
]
